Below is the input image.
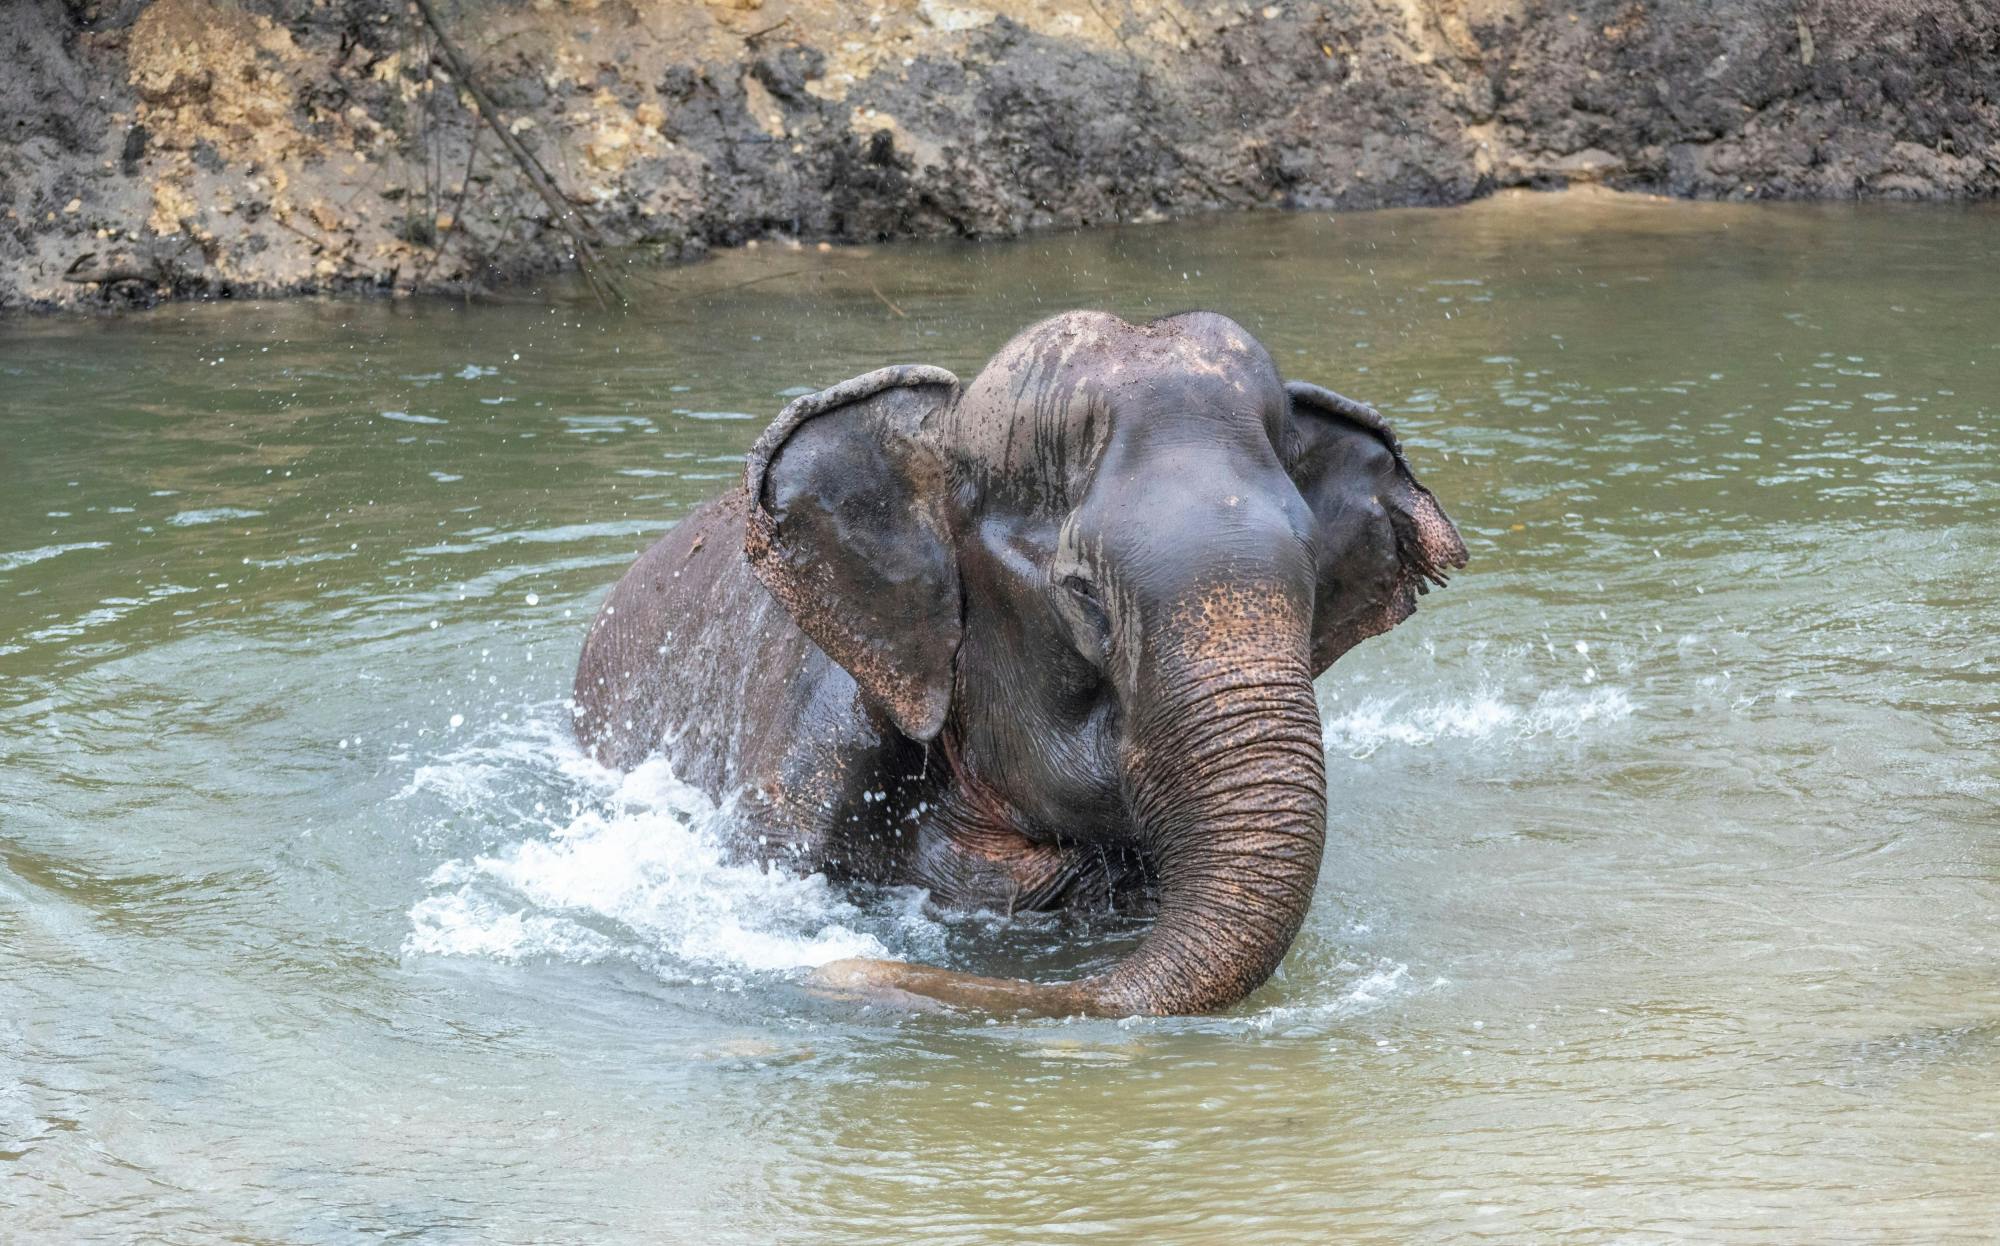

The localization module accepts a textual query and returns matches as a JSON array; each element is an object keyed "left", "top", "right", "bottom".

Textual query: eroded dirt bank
[{"left": 5, "top": 0, "right": 1996, "bottom": 312}]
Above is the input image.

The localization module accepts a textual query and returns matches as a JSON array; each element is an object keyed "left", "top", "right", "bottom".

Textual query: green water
[{"left": 3, "top": 191, "right": 1998, "bottom": 1242}]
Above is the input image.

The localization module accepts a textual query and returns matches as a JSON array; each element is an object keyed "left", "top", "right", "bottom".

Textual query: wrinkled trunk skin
[
  {"left": 1062, "top": 578, "right": 1328, "bottom": 1014},
  {"left": 1086, "top": 646, "right": 1327, "bottom": 1015}
]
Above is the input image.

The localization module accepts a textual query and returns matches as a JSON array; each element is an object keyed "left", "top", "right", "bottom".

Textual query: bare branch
[{"left": 409, "top": 0, "right": 623, "bottom": 309}]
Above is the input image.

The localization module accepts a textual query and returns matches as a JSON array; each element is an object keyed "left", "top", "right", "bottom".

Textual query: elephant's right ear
[{"left": 744, "top": 365, "right": 963, "bottom": 742}]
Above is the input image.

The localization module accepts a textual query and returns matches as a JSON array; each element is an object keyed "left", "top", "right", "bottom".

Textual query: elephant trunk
[
  {"left": 809, "top": 591, "right": 1328, "bottom": 1018},
  {"left": 1077, "top": 610, "right": 1328, "bottom": 1015}
]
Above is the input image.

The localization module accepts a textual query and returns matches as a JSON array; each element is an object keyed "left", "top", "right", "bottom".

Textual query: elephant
[{"left": 571, "top": 310, "right": 1466, "bottom": 1017}]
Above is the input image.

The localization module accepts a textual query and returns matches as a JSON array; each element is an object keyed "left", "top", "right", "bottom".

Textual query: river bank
[{"left": 6, "top": 0, "right": 1996, "bottom": 313}]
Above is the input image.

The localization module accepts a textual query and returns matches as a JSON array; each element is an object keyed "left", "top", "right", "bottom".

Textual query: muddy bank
[{"left": 5, "top": 0, "right": 1996, "bottom": 312}]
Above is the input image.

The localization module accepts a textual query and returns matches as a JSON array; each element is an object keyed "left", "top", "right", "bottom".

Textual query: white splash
[
  {"left": 166, "top": 507, "right": 264, "bottom": 527},
  {"left": 1322, "top": 686, "right": 1634, "bottom": 757},
  {"left": 1339, "top": 962, "right": 1413, "bottom": 1008},
  {"left": 1202, "top": 960, "right": 1440, "bottom": 1035},
  {"left": 0, "top": 541, "right": 110, "bottom": 573},
  {"left": 402, "top": 727, "right": 928, "bottom": 980}
]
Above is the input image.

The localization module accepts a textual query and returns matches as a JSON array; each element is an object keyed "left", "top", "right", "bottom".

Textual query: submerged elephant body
[{"left": 573, "top": 311, "right": 1466, "bottom": 1016}]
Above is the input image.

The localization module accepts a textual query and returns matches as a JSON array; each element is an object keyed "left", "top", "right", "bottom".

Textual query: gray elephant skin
[{"left": 572, "top": 310, "right": 1467, "bottom": 1017}]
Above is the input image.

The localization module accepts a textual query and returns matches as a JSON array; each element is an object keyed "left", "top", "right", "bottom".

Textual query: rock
[{"left": 3, "top": 0, "right": 1996, "bottom": 313}]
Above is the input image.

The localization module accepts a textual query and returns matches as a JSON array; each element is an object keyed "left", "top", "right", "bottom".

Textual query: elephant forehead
[{"left": 945, "top": 311, "right": 1284, "bottom": 496}]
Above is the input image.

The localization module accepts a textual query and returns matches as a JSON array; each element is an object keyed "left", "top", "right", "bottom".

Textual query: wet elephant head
[{"left": 745, "top": 311, "right": 1467, "bottom": 1016}]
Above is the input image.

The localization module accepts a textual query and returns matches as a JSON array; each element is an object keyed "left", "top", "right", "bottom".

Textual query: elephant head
[{"left": 745, "top": 311, "right": 1466, "bottom": 1016}]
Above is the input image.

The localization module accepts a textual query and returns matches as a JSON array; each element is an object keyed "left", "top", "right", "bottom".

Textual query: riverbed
[{"left": 3, "top": 191, "right": 1997, "bottom": 1241}]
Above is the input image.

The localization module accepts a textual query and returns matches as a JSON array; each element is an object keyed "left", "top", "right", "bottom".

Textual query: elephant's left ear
[
  {"left": 1282, "top": 380, "right": 1469, "bottom": 674},
  {"left": 744, "top": 365, "right": 963, "bottom": 741}
]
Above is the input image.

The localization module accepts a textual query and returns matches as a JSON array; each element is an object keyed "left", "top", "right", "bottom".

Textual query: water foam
[
  {"left": 1178, "top": 960, "right": 1451, "bottom": 1035},
  {"left": 396, "top": 686, "right": 1599, "bottom": 1012},
  {"left": 0, "top": 542, "right": 111, "bottom": 573},
  {"left": 401, "top": 717, "right": 937, "bottom": 983},
  {"left": 1322, "top": 685, "right": 1634, "bottom": 757},
  {"left": 166, "top": 507, "right": 264, "bottom": 527}
]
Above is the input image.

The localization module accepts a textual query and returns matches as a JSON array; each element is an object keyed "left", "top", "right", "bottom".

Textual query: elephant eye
[
  {"left": 1061, "top": 573, "right": 1104, "bottom": 610},
  {"left": 1059, "top": 574, "right": 1112, "bottom": 661}
]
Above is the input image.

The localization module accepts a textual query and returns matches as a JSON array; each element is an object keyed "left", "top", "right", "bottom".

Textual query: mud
[{"left": 4, "top": 0, "right": 1995, "bottom": 312}]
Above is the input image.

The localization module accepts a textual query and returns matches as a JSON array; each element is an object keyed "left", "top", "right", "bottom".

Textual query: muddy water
[{"left": 3, "top": 191, "right": 1997, "bottom": 1242}]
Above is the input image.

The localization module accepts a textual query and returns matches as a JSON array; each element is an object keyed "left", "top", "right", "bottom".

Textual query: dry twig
[
  {"left": 409, "top": 0, "right": 623, "bottom": 309},
  {"left": 416, "top": 127, "right": 483, "bottom": 291},
  {"left": 866, "top": 279, "right": 907, "bottom": 318}
]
